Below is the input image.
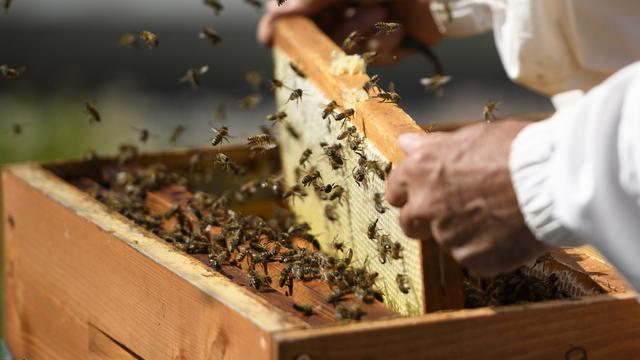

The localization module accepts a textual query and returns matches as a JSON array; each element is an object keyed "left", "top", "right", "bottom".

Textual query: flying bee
[
  {"left": 283, "top": 184, "right": 307, "bottom": 200},
  {"left": 131, "top": 126, "right": 154, "bottom": 143},
  {"left": 244, "top": 0, "right": 262, "bottom": 10},
  {"left": 215, "top": 104, "right": 226, "bottom": 121},
  {"left": 247, "top": 133, "right": 273, "bottom": 146},
  {"left": 292, "top": 303, "right": 315, "bottom": 316},
  {"left": 266, "top": 111, "right": 287, "bottom": 124},
  {"left": 299, "top": 148, "right": 312, "bottom": 167},
  {"left": 420, "top": 74, "right": 452, "bottom": 96},
  {"left": 375, "top": 91, "right": 401, "bottom": 104},
  {"left": 169, "top": 125, "right": 186, "bottom": 145},
  {"left": 322, "top": 100, "right": 338, "bottom": 120},
  {"left": 301, "top": 169, "right": 322, "bottom": 187},
  {"left": 367, "top": 219, "right": 379, "bottom": 240},
  {"left": 204, "top": 0, "right": 223, "bottom": 14},
  {"left": 139, "top": 30, "right": 159, "bottom": 48},
  {"left": 342, "top": 31, "right": 363, "bottom": 52},
  {"left": 214, "top": 153, "right": 246, "bottom": 176},
  {"left": 374, "top": 22, "right": 401, "bottom": 35},
  {"left": 119, "top": 33, "right": 137, "bottom": 47},
  {"left": 396, "top": 274, "right": 411, "bottom": 294},
  {"left": 373, "top": 193, "right": 387, "bottom": 214},
  {"left": 363, "top": 74, "right": 382, "bottom": 94},
  {"left": 245, "top": 70, "right": 263, "bottom": 89},
  {"left": 239, "top": 94, "right": 262, "bottom": 109},
  {"left": 335, "top": 305, "right": 365, "bottom": 321},
  {"left": 483, "top": 100, "right": 501, "bottom": 122},
  {"left": 199, "top": 27, "right": 222, "bottom": 44},
  {"left": 337, "top": 126, "right": 357, "bottom": 141},
  {"left": 84, "top": 101, "right": 101, "bottom": 124},
  {"left": 324, "top": 204, "right": 339, "bottom": 221},
  {"left": 361, "top": 51, "right": 378, "bottom": 65},
  {"left": 210, "top": 126, "right": 231, "bottom": 146},
  {"left": 286, "top": 88, "right": 305, "bottom": 104},
  {"left": 289, "top": 62, "right": 306, "bottom": 78},
  {"left": 284, "top": 122, "right": 300, "bottom": 140},
  {"left": 334, "top": 108, "right": 355, "bottom": 124},
  {"left": 3, "top": 0, "right": 12, "bottom": 11},
  {"left": 0, "top": 65, "right": 25, "bottom": 80},
  {"left": 179, "top": 65, "right": 209, "bottom": 89}
]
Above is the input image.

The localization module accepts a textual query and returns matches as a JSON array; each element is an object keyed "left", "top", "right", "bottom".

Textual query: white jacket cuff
[
  {"left": 430, "top": 0, "right": 493, "bottom": 37},
  {"left": 509, "top": 120, "right": 583, "bottom": 247}
]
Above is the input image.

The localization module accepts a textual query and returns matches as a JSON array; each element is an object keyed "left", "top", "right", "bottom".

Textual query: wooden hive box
[{"left": 3, "top": 16, "right": 640, "bottom": 360}]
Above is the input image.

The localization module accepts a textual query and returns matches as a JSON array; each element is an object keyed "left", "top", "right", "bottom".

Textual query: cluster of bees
[{"left": 87, "top": 145, "right": 385, "bottom": 321}]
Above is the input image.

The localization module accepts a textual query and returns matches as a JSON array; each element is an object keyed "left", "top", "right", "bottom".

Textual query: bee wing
[
  {"left": 388, "top": 81, "right": 396, "bottom": 93},
  {"left": 198, "top": 65, "right": 210, "bottom": 75},
  {"left": 178, "top": 72, "right": 190, "bottom": 83}
]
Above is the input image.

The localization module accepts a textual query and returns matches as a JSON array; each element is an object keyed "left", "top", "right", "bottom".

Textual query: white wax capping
[{"left": 330, "top": 51, "right": 367, "bottom": 76}]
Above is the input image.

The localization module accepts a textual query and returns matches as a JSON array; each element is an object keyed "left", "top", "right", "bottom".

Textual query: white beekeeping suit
[{"left": 431, "top": 0, "right": 640, "bottom": 289}]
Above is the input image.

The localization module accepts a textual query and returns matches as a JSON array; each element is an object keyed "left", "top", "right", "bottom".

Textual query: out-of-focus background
[{"left": 0, "top": 0, "right": 553, "bottom": 166}]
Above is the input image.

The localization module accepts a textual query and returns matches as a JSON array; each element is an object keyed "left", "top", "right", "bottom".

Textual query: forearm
[{"left": 510, "top": 62, "right": 640, "bottom": 289}]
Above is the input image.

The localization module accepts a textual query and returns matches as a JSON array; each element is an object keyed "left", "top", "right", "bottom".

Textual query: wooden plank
[
  {"left": 273, "top": 16, "right": 464, "bottom": 313},
  {"left": 89, "top": 325, "right": 142, "bottom": 360},
  {"left": 2, "top": 165, "right": 306, "bottom": 360},
  {"left": 273, "top": 293, "right": 640, "bottom": 359}
]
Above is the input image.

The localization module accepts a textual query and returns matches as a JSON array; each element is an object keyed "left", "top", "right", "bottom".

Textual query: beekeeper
[{"left": 257, "top": 0, "right": 640, "bottom": 290}]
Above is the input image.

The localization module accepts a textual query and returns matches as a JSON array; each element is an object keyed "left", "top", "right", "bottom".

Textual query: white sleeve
[{"left": 510, "top": 62, "right": 640, "bottom": 290}]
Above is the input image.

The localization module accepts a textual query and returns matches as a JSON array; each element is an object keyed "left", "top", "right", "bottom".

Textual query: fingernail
[{"left": 398, "top": 132, "right": 422, "bottom": 148}]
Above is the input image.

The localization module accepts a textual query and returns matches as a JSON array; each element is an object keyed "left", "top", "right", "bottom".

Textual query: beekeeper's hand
[
  {"left": 257, "top": 0, "right": 441, "bottom": 64},
  {"left": 385, "top": 120, "right": 551, "bottom": 277}
]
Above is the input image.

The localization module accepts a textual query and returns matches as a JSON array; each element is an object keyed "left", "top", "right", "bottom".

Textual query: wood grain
[
  {"left": 273, "top": 16, "right": 464, "bottom": 312},
  {"left": 2, "top": 165, "right": 304, "bottom": 360},
  {"left": 273, "top": 294, "right": 640, "bottom": 359}
]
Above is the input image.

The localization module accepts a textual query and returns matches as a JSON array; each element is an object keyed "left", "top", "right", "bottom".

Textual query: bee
[
  {"left": 204, "top": 0, "right": 224, "bottom": 14},
  {"left": 210, "top": 126, "right": 231, "bottom": 146},
  {"left": 301, "top": 169, "right": 322, "bottom": 187},
  {"left": 322, "top": 100, "right": 338, "bottom": 120},
  {"left": 367, "top": 219, "right": 379, "bottom": 240},
  {"left": 286, "top": 89, "right": 305, "bottom": 104},
  {"left": 245, "top": 70, "right": 263, "bottom": 89},
  {"left": 266, "top": 111, "right": 287, "bottom": 124},
  {"left": 396, "top": 274, "right": 411, "bottom": 294},
  {"left": 325, "top": 204, "right": 339, "bottom": 221},
  {"left": 299, "top": 148, "right": 312, "bottom": 167},
  {"left": 336, "top": 126, "right": 356, "bottom": 141},
  {"left": 259, "top": 125, "right": 274, "bottom": 138},
  {"left": 292, "top": 303, "right": 315, "bottom": 316},
  {"left": 289, "top": 62, "right": 306, "bottom": 78},
  {"left": 362, "top": 51, "right": 378, "bottom": 65},
  {"left": 0, "top": 65, "right": 25, "bottom": 80},
  {"left": 331, "top": 236, "right": 345, "bottom": 252},
  {"left": 328, "top": 185, "right": 344, "bottom": 202},
  {"left": 390, "top": 241, "right": 403, "bottom": 260},
  {"left": 284, "top": 122, "right": 300, "bottom": 140},
  {"left": 248, "top": 140, "right": 276, "bottom": 156},
  {"left": 247, "top": 133, "right": 274, "bottom": 147},
  {"left": 363, "top": 74, "right": 381, "bottom": 94},
  {"left": 383, "top": 161, "right": 392, "bottom": 176},
  {"left": 169, "top": 125, "right": 186, "bottom": 145},
  {"left": 420, "top": 74, "right": 452, "bottom": 96},
  {"left": 199, "top": 27, "right": 222, "bottom": 44},
  {"left": 139, "top": 30, "right": 159, "bottom": 48},
  {"left": 119, "top": 33, "right": 137, "bottom": 47},
  {"left": 244, "top": 0, "right": 262, "bottom": 9},
  {"left": 373, "top": 193, "right": 387, "bottom": 214},
  {"left": 483, "top": 100, "right": 501, "bottom": 122},
  {"left": 248, "top": 269, "right": 271, "bottom": 290},
  {"left": 374, "top": 22, "right": 401, "bottom": 35},
  {"left": 334, "top": 108, "right": 355, "bottom": 124},
  {"left": 239, "top": 94, "right": 262, "bottom": 109},
  {"left": 215, "top": 104, "right": 226, "bottom": 121},
  {"left": 132, "top": 126, "right": 154, "bottom": 143},
  {"left": 342, "top": 31, "right": 363, "bottom": 52},
  {"left": 352, "top": 166, "right": 366, "bottom": 187},
  {"left": 214, "top": 153, "right": 246, "bottom": 176},
  {"left": 374, "top": 91, "right": 401, "bottom": 104},
  {"left": 335, "top": 305, "right": 365, "bottom": 321},
  {"left": 84, "top": 101, "right": 101, "bottom": 124},
  {"left": 8, "top": 123, "right": 23, "bottom": 136},
  {"left": 276, "top": 0, "right": 288, "bottom": 6},
  {"left": 314, "top": 182, "right": 335, "bottom": 194},
  {"left": 321, "top": 143, "right": 344, "bottom": 169},
  {"left": 179, "top": 65, "right": 209, "bottom": 88},
  {"left": 283, "top": 184, "right": 307, "bottom": 200}
]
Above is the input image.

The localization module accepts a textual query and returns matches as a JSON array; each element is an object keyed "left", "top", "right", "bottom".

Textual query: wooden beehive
[{"left": 3, "top": 16, "right": 640, "bottom": 360}]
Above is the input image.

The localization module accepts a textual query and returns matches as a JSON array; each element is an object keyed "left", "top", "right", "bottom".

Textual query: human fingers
[{"left": 257, "top": 0, "right": 337, "bottom": 46}]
